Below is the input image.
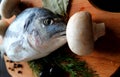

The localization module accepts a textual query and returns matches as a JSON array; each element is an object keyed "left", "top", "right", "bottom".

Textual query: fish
[{"left": 1, "top": 8, "right": 67, "bottom": 61}]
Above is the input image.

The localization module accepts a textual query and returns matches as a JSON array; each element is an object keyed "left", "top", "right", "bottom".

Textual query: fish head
[
  {"left": 2, "top": 8, "right": 67, "bottom": 61},
  {"left": 26, "top": 8, "right": 67, "bottom": 53}
]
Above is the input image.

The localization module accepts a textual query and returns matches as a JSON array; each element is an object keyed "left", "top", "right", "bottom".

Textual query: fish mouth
[
  {"left": 51, "top": 31, "right": 66, "bottom": 38},
  {"left": 59, "top": 31, "right": 66, "bottom": 36}
]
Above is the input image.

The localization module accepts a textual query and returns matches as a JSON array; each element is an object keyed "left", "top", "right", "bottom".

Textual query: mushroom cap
[
  {"left": 0, "top": 0, "right": 21, "bottom": 18},
  {"left": 66, "top": 11, "right": 94, "bottom": 55}
]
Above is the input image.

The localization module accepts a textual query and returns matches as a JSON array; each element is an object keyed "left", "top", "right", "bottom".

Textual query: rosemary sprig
[{"left": 28, "top": 45, "right": 98, "bottom": 77}]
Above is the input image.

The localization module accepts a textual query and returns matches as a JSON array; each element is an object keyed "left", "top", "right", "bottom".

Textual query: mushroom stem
[
  {"left": 0, "top": 0, "right": 21, "bottom": 18},
  {"left": 93, "top": 22, "right": 105, "bottom": 41}
]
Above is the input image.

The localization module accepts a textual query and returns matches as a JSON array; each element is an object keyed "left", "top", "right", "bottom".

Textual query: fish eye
[{"left": 43, "top": 18, "right": 53, "bottom": 25}]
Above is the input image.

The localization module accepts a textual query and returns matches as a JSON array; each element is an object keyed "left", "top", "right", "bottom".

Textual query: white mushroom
[
  {"left": 0, "top": 0, "right": 21, "bottom": 18},
  {"left": 0, "top": 20, "right": 9, "bottom": 37},
  {"left": 66, "top": 11, "right": 105, "bottom": 55}
]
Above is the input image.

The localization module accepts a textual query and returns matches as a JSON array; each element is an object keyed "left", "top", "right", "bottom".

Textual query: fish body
[{"left": 1, "top": 8, "right": 66, "bottom": 61}]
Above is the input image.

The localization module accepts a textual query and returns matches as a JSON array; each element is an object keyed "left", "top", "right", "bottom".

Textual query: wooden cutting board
[{"left": 3, "top": 0, "right": 120, "bottom": 77}]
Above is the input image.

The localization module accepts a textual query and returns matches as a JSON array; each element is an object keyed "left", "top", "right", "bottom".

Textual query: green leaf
[{"left": 42, "top": 0, "right": 69, "bottom": 16}]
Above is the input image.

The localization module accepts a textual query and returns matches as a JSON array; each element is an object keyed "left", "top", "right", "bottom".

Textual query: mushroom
[
  {"left": 0, "top": 20, "right": 9, "bottom": 45},
  {"left": 66, "top": 11, "right": 105, "bottom": 55},
  {"left": 0, "top": 20, "right": 9, "bottom": 36},
  {"left": 0, "top": 0, "right": 21, "bottom": 18}
]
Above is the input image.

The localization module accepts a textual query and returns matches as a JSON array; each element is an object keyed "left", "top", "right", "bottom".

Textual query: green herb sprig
[{"left": 28, "top": 45, "right": 98, "bottom": 77}]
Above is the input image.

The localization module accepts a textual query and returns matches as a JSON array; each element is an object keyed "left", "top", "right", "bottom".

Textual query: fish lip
[
  {"left": 51, "top": 31, "right": 66, "bottom": 38},
  {"left": 60, "top": 31, "right": 66, "bottom": 36}
]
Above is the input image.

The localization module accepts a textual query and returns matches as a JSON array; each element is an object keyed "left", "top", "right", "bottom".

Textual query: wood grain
[
  {"left": 4, "top": 56, "right": 35, "bottom": 77},
  {"left": 3, "top": 0, "right": 120, "bottom": 77}
]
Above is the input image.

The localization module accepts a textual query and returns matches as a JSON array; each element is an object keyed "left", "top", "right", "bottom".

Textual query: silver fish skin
[{"left": 1, "top": 8, "right": 66, "bottom": 61}]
